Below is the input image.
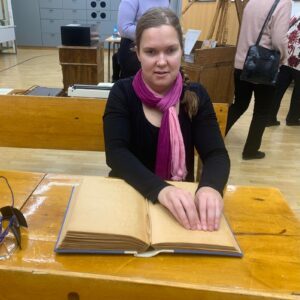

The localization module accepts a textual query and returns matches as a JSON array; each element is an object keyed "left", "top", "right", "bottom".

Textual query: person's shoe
[
  {"left": 266, "top": 120, "right": 280, "bottom": 127},
  {"left": 286, "top": 119, "right": 300, "bottom": 126},
  {"left": 242, "top": 151, "right": 266, "bottom": 160}
]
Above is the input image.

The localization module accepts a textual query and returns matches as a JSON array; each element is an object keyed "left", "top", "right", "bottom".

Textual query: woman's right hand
[{"left": 158, "top": 186, "right": 201, "bottom": 230}]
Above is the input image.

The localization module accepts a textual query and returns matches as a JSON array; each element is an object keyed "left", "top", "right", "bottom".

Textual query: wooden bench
[
  {"left": 0, "top": 94, "right": 106, "bottom": 151},
  {"left": 0, "top": 94, "right": 228, "bottom": 150}
]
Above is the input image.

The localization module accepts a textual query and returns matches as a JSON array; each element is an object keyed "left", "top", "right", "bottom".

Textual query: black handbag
[{"left": 240, "top": 0, "right": 281, "bottom": 85}]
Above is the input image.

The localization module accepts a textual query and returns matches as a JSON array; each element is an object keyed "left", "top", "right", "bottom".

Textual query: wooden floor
[{"left": 0, "top": 48, "right": 299, "bottom": 219}]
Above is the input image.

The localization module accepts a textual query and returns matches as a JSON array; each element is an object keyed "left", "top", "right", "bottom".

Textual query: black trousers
[
  {"left": 118, "top": 38, "right": 141, "bottom": 79},
  {"left": 269, "top": 65, "right": 300, "bottom": 122},
  {"left": 112, "top": 52, "right": 121, "bottom": 82},
  {"left": 226, "top": 69, "right": 275, "bottom": 155}
]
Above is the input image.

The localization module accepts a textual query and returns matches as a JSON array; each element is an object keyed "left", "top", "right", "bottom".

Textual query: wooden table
[{"left": 0, "top": 170, "right": 299, "bottom": 300}]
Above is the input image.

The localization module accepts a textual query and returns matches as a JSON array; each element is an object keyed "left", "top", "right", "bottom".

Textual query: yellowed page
[
  {"left": 64, "top": 176, "right": 149, "bottom": 245},
  {"left": 149, "top": 181, "right": 240, "bottom": 252}
]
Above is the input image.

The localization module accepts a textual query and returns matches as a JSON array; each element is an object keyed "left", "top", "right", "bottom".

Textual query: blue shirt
[{"left": 117, "top": 0, "right": 170, "bottom": 40}]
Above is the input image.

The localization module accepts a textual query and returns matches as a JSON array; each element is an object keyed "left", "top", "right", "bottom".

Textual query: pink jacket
[{"left": 235, "top": 0, "right": 292, "bottom": 70}]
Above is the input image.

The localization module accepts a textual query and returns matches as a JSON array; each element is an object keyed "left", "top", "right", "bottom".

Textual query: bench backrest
[{"left": 0, "top": 95, "right": 228, "bottom": 151}]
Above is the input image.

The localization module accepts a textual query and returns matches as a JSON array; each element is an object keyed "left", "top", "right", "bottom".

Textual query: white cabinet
[
  {"left": 0, "top": 25, "right": 15, "bottom": 42},
  {"left": 0, "top": 0, "right": 16, "bottom": 52}
]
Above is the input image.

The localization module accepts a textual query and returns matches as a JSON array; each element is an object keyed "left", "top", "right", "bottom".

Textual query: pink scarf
[{"left": 132, "top": 70, "right": 187, "bottom": 181}]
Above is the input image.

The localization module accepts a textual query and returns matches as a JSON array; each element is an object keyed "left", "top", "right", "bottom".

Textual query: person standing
[
  {"left": 226, "top": 0, "right": 292, "bottom": 160},
  {"left": 267, "top": 15, "right": 300, "bottom": 126},
  {"left": 117, "top": 0, "right": 170, "bottom": 79}
]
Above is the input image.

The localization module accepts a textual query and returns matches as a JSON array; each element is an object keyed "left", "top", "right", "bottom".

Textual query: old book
[{"left": 55, "top": 177, "right": 242, "bottom": 257}]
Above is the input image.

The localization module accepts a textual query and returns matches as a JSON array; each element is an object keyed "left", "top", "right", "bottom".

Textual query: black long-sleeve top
[{"left": 103, "top": 77, "right": 230, "bottom": 202}]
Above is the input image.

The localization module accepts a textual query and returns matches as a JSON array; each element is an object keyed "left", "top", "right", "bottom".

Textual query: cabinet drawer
[
  {"left": 41, "top": 19, "right": 65, "bottom": 33},
  {"left": 87, "top": 10, "right": 110, "bottom": 21},
  {"left": 39, "top": 0, "right": 63, "bottom": 8},
  {"left": 63, "top": 9, "right": 86, "bottom": 20},
  {"left": 42, "top": 32, "right": 61, "bottom": 46},
  {"left": 63, "top": 0, "right": 86, "bottom": 9},
  {"left": 40, "top": 8, "right": 63, "bottom": 19},
  {"left": 88, "top": 0, "right": 110, "bottom": 10},
  {"left": 61, "top": 19, "right": 86, "bottom": 26}
]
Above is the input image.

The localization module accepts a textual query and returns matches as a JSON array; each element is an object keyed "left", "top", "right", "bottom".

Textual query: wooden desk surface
[
  {"left": 0, "top": 170, "right": 299, "bottom": 300},
  {"left": 105, "top": 35, "right": 121, "bottom": 44}
]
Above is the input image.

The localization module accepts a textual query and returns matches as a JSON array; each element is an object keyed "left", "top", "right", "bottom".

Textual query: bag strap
[
  {"left": 255, "top": 0, "right": 281, "bottom": 45},
  {"left": 289, "top": 16, "right": 300, "bottom": 29}
]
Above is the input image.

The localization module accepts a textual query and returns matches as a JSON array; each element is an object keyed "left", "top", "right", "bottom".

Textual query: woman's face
[{"left": 137, "top": 25, "right": 182, "bottom": 95}]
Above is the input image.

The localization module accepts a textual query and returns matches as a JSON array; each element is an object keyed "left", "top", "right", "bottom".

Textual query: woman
[
  {"left": 226, "top": 0, "right": 292, "bottom": 160},
  {"left": 104, "top": 8, "right": 230, "bottom": 231},
  {"left": 117, "top": 0, "right": 170, "bottom": 78},
  {"left": 267, "top": 15, "right": 300, "bottom": 127}
]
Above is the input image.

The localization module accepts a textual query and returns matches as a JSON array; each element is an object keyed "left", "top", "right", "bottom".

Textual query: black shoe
[
  {"left": 286, "top": 120, "right": 300, "bottom": 126},
  {"left": 266, "top": 120, "right": 280, "bottom": 127},
  {"left": 242, "top": 151, "right": 266, "bottom": 160}
]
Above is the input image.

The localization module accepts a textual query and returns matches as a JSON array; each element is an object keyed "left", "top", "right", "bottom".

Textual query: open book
[{"left": 55, "top": 177, "right": 242, "bottom": 257}]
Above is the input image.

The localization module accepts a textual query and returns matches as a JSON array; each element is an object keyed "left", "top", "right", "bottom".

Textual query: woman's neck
[{"left": 142, "top": 75, "right": 171, "bottom": 97}]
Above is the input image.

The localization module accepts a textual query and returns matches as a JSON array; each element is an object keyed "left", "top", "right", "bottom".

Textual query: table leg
[{"left": 108, "top": 42, "right": 111, "bottom": 82}]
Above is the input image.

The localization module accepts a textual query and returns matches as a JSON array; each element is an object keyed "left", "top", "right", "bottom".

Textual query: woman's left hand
[{"left": 195, "top": 187, "right": 224, "bottom": 231}]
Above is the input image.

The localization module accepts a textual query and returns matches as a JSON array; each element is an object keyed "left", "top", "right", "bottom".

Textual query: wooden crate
[
  {"left": 182, "top": 43, "right": 236, "bottom": 104},
  {"left": 58, "top": 43, "right": 104, "bottom": 91}
]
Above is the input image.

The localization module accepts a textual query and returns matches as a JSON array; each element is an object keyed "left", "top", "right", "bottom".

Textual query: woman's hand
[
  {"left": 195, "top": 187, "right": 223, "bottom": 231},
  {"left": 158, "top": 186, "right": 201, "bottom": 230}
]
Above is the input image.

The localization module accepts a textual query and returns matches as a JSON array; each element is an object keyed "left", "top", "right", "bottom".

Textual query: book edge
[
  {"left": 223, "top": 214, "right": 243, "bottom": 256},
  {"left": 54, "top": 185, "right": 77, "bottom": 252}
]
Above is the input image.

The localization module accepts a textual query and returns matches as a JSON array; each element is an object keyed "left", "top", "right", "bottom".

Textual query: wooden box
[
  {"left": 182, "top": 43, "right": 236, "bottom": 104},
  {"left": 58, "top": 43, "right": 104, "bottom": 91}
]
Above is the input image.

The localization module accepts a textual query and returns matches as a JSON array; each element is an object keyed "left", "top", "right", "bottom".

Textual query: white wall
[{"left": 292, "top": 1, "right": 300, "bottom": 16}]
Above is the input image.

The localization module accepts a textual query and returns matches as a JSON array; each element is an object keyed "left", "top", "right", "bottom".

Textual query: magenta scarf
[{"left": 132, "top": 70, "right": 187, "bottom": 181}]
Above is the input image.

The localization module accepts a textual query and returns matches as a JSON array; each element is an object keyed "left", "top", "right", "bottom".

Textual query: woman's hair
[
  {"left": 135, "top": 7, "right": 183, "bottom": 51},
  {"left": 136, "top": 7, "right": 199, "bottom": 118}
]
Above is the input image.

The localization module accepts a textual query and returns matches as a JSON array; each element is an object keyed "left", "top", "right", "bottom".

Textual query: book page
[
  {"left": 62, "top": 176, "right": 150, "bottom": 245},
  {"left": 184, "top": 29, "right": 201, "bottom": 55},
  {"left": 150, "top": 181, "right": 240, "bottom": 253}
]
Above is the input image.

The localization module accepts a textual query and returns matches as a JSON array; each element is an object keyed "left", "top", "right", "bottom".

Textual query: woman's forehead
[{"left": 140, "top": 25, "right": 180, "bottom": 45}]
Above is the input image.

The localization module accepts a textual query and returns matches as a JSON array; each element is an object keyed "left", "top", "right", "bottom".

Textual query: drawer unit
[
  {"left": 14, "top": 0, "right": 180, "bottom": 47},
  {"left": 63, "top": 0, "right": 86, "bottom": 9},
  {"left": 63, "top": 9, "right": 86, "bottom": 20},
  {"left": 39, "top": 0, "right": 63, "bottom": 8},
  {"left": 40, "top": 8, "right": 64, "bottom": 19}
]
